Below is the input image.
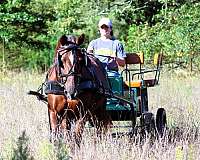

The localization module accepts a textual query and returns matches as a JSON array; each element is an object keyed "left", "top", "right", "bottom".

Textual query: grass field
[{"left": 0, "top": 70, "right": 200, "bottom": 159}]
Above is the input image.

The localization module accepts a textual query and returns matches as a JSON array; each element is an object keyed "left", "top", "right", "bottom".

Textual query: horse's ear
[
  {"left": 59, "top": 35, "right": 68, "bottom": 46},
  {"left": 77, "top": 34, "right": 85, "bottom": 45}
]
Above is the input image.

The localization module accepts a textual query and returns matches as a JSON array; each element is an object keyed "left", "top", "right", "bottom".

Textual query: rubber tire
[{"left": 156, "top": 108, "right": 167, "bottom": 137}]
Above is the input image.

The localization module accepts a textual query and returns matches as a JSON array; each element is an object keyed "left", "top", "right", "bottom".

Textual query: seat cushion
[
  {"left": 124, "top": 79, "right": 158, "bottom": 88},
  {"left": 124, "top": 80, "right": 142, "bottom": 88}
]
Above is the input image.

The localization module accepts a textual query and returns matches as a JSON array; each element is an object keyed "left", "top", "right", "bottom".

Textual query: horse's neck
[
  {"left": 46, "top": 65, "right": 57, "bottom": 81},
  {"left": 87, "top": 55, "right": 109, "bottom": 86}
]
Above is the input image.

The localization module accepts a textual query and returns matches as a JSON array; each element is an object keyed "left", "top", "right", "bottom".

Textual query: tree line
[{"left": 0, "top": 0, "right": 200, "bottom": 71}]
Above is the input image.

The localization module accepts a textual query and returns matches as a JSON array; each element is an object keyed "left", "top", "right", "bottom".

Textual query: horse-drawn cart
[{"left": 28, "top": 35, "right": 166, "bottom": 141}]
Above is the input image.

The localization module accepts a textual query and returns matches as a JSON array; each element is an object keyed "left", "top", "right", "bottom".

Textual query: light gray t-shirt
[{"left": 87, "top": 38, "right": 126, "bottom": 71}]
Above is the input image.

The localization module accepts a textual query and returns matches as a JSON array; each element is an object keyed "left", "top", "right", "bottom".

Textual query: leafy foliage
[
  {"left": 0, "top": 0, "right": 200, "bottom": 70},
  {"left": 0, "top": 0, "right": 54, "bottom": 48},
  {"left": 126, "top": 2, "right": 200, "bottom": 66}
]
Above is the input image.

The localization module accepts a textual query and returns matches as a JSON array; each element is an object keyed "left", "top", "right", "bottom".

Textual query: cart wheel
[
  {"left": 131, "top": 110, "right": 136, "bottom": 128},
  {"left": 141, "top": 112, "right": 155, "bottom": 135},
  {"left": 156, "top": 108, "right": 167, "bottom": 137},
  {"left": 128, "top": 110, "right": 137, "bottom": 137}
]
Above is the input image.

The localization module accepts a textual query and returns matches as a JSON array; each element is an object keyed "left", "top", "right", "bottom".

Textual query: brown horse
[{"left": 45, "top": 34, "right": 112, "bottom": 143}]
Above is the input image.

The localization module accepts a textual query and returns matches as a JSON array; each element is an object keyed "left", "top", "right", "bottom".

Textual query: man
[{"left": 87, "top": 17, "right": 126, "bottom": 77}]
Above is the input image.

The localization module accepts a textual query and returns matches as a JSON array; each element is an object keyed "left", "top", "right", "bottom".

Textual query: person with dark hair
[{"left": 87, "top": 17, "right": 126, "bottom": 77}]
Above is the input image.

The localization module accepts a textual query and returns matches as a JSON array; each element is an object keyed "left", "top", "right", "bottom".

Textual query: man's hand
[
  {"left": 87, "top": 49, "right": 93, "bottom": 54},
  {"left": 115, "top": 57, "right": 125, "bottom": 67}
]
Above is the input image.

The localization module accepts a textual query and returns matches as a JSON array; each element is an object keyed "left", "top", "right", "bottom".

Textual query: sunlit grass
[{"left": 0, "top": 70, "right": 200, "bottom": 159}]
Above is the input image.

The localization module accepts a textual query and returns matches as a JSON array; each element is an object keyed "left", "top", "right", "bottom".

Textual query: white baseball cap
[{"left": 98, "top": 17, "right": 112, "bottom": 28}]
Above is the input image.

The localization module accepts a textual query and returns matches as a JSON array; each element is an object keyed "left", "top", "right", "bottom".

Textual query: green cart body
[{"left": 105, "top": 53, "right": 166, "bottom": 135}]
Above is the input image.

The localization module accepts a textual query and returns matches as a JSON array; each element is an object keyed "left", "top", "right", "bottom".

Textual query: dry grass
[{"left": 0, "top": 70, "right": 200, "bottom": 159}]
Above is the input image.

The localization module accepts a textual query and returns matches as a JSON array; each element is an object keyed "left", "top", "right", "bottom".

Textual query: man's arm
[
  {"left": 87, "top": 40, "right": 94, "bottom": 54},
  {"left": 115, "top": 41, "right": 126, "bottom": 67}
]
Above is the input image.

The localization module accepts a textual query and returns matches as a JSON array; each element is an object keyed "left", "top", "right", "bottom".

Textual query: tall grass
[{"left": 0, "top": 71, "right": 200, "bottom": 159}]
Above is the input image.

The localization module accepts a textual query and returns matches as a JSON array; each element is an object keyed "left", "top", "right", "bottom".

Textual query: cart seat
[
  {"left": 124, "top": 79, "right": 159, "bottom": 88},
  {"left": 122, "top": 53, "right": 163, "bottom": 89},
  {"left": 124, "top": 80, "right": 142, "bottom": 88}
]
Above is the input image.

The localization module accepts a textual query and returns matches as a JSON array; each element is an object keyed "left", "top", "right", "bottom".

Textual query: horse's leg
[
  {"left": 48, "top": 94, "right": 68, "bottom": 142},
  {"left": 60, "top": 115, "right": 73, "bottom": 142},
  {"left": 74, "top": 117, "right": 86, "bottom": 146},
  {"left": 48, "top": 109, "right": 52, "bottom": 135},
  {"left": 48, "top": 107, "right": 58, "bottom": 142},
  {"left": 73, "top": 107, "right": 87, "bottom": 146},
  {"left": 95, "top": 112, "right": 112, "bottom": 135},
  {"left": 94, "top": 97, "right": 112, "bottom": 136},
  {"left": 60, "top": 117, "right": 67, "bottom": 131}
]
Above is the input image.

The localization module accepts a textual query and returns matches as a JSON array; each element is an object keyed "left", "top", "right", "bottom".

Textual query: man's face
[{"left": 99, "top": 24, "right": 112, "bottom": 37}]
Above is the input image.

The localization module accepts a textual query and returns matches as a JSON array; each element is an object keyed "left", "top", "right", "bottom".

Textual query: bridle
[
  {"left": 56, "top": 42, "right": 88, "bottom": 98},
  {"left": 57, "top": 41, "right": 88, "bottom": 77}
]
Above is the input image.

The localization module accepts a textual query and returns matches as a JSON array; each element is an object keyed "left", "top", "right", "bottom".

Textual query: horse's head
[{"left": 55, "top": 34, "right": 87, "bottom": 98}]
